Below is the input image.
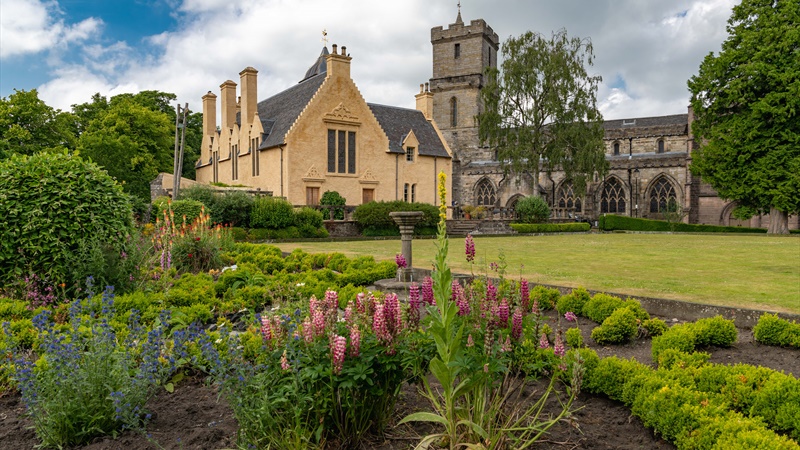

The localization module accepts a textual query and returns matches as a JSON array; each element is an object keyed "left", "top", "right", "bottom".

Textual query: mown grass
[{"left": 274, "top": 234, "right": 800, "bottom": 314}]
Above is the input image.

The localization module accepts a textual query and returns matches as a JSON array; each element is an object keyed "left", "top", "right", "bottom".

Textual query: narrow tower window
[
  {"left": 454, "top": 43, "right": 461, "bottom": 59},
  {"left": 450, "top": 97, "right": 458, "bottom": 127}
]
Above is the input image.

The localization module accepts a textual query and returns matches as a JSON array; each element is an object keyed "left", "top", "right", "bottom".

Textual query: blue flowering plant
[{"left": 10, "top": 288, "right": 186, "bottom": 448}]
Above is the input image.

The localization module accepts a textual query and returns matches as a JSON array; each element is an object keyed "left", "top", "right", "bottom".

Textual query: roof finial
[
  {"left": 456, "top": 1, "right": 463, "bottom": 24},
  {"left": 321, "top": 29, "right": 328, "bottom": 47}
]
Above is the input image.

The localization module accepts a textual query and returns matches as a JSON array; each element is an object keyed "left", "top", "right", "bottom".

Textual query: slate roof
[
  {"left": 368, "top": 103, "right": 451, "bottom": 158},
  {"left": 301, "top": 47, "right": 329, "bottom": 82},
  {"left": 256, "top": 73, "right": 326, "bottom": 149},
  {"left": 603, "top": 114, "right": 687, "bottom": 130}
]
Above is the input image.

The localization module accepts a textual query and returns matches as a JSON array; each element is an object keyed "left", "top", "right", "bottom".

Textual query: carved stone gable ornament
[
  {"left": 303, "top": 165, "right": 325, "bottom": 182},
  {"left": 359, "top": 169, "right": 379, "bottom": 185},
  {"left": 324, "top": 102, "right": 361, "bottom": 125}
]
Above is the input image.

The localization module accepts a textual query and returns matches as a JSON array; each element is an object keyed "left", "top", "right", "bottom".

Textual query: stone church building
[
  {"left": 432, "top": 12, "right": 797, "bottom": 229},
  {"left": 195, "top": 45, "right": 452, "bottom": 208}
]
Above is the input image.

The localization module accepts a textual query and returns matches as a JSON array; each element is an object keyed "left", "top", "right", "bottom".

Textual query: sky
[{"left": 0, "top": 0, "right": 736, "bottom": 120}]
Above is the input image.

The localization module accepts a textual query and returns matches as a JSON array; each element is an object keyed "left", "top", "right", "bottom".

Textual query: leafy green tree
[
  {"left": 688, "top": 0, "right": 800, "bottom": 234},
  {"left": 0, "top": 89, "right": 77, "bottom": 159},
  {"left": 478, "top": 29, "right": 607, "bottom": 196},
  {"left": 77, "top": 98, "right": 174, "bottom": 203}
]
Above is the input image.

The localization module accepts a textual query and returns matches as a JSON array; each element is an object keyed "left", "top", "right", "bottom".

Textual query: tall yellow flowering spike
[{"left": 437, "top": 171, "right": 447, "bottom": 223}]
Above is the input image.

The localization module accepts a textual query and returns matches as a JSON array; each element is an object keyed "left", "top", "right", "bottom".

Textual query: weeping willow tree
[{"left": 478, "top": 29, "right": 607, "bottom": 195}]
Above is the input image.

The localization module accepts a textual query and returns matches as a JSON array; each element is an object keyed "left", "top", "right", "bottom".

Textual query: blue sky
[{"left": 0, "top": 0, "right": 736, "bottom": 119}]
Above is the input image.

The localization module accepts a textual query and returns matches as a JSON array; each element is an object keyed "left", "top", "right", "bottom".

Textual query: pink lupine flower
[
  {"left": 280, "top": 350, "right": 290, "bottom": 371},
  {"left": 486, "top": 281, "right": 497, "bottom": 305},
  {"left": 538, "top": 332, "right": 550, "bottom": 349},
  {"left": 385, "top": 293, "right": 403, "bottom": 333},
  {"left": 532, "top": 298, "right": 540, "bottom": 316},
  {"left": 500, "top": 335, "right": 512, "bottom": 353},
  {"left": 302, "top": 317, "right": 314, "bottom": 343},
  {"left": 466, "top": 334, "right": 474, "bottom": 348},
  {"left": 344, "top": 302, "right": 354, "bottom": 324},
  {"left": 356, "top": 292, "right": 366, "bottom": 314},
  {"left": 330, "top": 334, "right": 347, "bottom": 374},
  {"left": 512, "top": 307, "right": 523, "bottom": 341},
  {"left": 520, "top": 279, "right": 530, "bottom": 310},
  {"left": 373, "top": 303, "right": 389, "bottom": 342},
  {"left": 497, "top": 298, "right": 510, "bottom": 327},
  {"left": 465, "top": 234, "right": 475, "bottom": 263},
  {"left": 395, "top": 253, "right": 407, "bottom": 269},
  {"left": 421, "top": 277, "right": 434, "bottom": 305},
  {"left": 349, "top": 325, "right": 361, "bottom": 357},
  {"left": 554, "top": 331, "right": 566, "bottom": 357},
  {"left": 260, "top": 316, "right": 274, "bottom": 341},
  {"left": 565, "top": 311, "right": 578, "bottom": 322},
  {"left": 408, "top": 283, "right": 421, "bottom": 328},
  {"left": 453, "top": 282, "right": 470, "bottom": 316},
  {"left": 312, "top": 309, "right": 325, "bottom": 337}
]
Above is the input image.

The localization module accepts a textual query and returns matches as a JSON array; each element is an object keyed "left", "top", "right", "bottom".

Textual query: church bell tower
[{"left": 430, "top": 8, "right": 499, "bottom": 204}]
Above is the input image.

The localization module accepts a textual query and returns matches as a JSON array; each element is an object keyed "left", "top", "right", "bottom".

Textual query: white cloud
[{"left": 0, "top": 0, "right": 101, "bottom": 58}]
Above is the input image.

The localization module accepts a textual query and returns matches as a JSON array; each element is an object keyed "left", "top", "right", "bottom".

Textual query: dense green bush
[
  {"left": 250, "top": 197, "right": 295, "bottom": 229},
  {"left": 179, "top": 184, "right": 217, "bottom": 207},
  {"left": 0, "top": 152, "right": 133, "bottom": 295},
  {"left": 514, "top": 196, "right": 551, "bottom": 223},
  {"left": 319, "top": 190, "right": 346, "bottom": 220},
  {"left": 556, "top": 287, "right": 591, "bottom": 315},
  {"left": 530, "top": 286, "right": 559, "bottom": 310},
  {"left": 693, "top": 316, "right": 737, "bottom": 347},
  {"left": 598, "top": 214, "right": 768, "bottom": 233},
  {"left": 590, "top": 306, "right": 638, "bottom": 345},
  {"left": 565, "top": 327, "right": 583, "bottom": 348},
  {"left": 170, "top": 199, "right": 205, "bottom": 224},
  {"left": 212, "top": 191, "right": 254, "bottom": 227},
  {"left": 652, "top": 324, "right": 697, "bottom": 360},
  {"left": 510, "top": 223, "right": 590, "bottom": 233},
  {"left": 642, "top": 318, "right": 668, "bottom": 337},
  {"left": 294, "top": 207, "right": 324, "bottom": 229},
  {"left": 582, "top": 293, "right": 625, "bottom": 323},
  {"left": 753, "top": 313, "right": 800, "bottom": 348},
  {"left": 353, "top": 201, "right": 439, "bottom": 234}
]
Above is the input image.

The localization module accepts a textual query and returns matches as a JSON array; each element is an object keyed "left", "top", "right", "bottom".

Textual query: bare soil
[{"left": 1, "top": 314, "right": 797, "bottom": 450}]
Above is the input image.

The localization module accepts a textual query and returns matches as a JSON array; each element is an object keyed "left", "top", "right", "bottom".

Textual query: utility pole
[{"left": 172, "top": 103, "right": 189, "bottom": 200}]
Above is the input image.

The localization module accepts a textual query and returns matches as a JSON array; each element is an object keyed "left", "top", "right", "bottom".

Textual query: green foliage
[
  {"left": 77, "top": 98, "right": 174, "bottom": 203},
  {"left": 565, "top": 327, "right": 583, "bottom": 348},
  {"left": 590, "top": 306, "right": 638, "bottom": 345},
  {"left": 510, "top": 222, "right": 590, "bottom": 233},
  {"left": 212, "top": 191, "right": 254, "bottom": 227},
  {"left": 514, "top": 196, "right": 551, "bottom": 223},
  {"left": 352, "top": 201, "right": 439, "bottom": 233},
  {"left": 582, "top": 293, "right": 624, "bottom": 323},
  {"left": 178, "top": 183, "right": 216, "bottom": 207},
  {"left": 652, "top": 324, "right": 697, "bottom": 361},
  {"left": 0, "top": 89, "right": 77, "bottom": 159},
  {"left": 556, "top": 287, "right": 591, "bottom": 315},
  {"left": 753, "top": 313, "right": 800, "bottom": 348},
  {"left": 170, "top": 199, "right": 205, "bottom": 224},
  {"left": 251, "top": 197, "right": 295, "bottom": 229},
  {"left": 478, "top": 30, "right": 607, "bottom": 195},
  {"left": 530, "top": 285, "right": 559, "bottom": 310},
  {"left": 319, "top": 190, "right": 346, "bottom": 220},
  {"left": 0, "top": 152, "right": 133, "bottom": 294},
  {"left": 294, "top": 207, "right": 324, "bottom": 229},
  {"left": 688, "top": 0, "right": 800, "bottom": 233},
  {"left": 642, "top": 318, "right": 668, "bottom": 337},
  {"left": 693, "top": 316, "right": 737, "bottom": 347},
  {"left": 598, "top": 214, "right": 768, "bottom": 233}
]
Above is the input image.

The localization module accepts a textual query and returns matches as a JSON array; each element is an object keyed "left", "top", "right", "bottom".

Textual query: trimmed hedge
[
  {"left": 598, "top": 214, "right": 768, "bottom": 233},
  {"left": 591, "top": 306, "right": 638, "bottom": 345},
  {"left": 753, "top": 313, "right": 800, "bottom": 348},
  {"left": 652, "top": 316, "right": 737, "bottom": 360},
  {"left": 510, "top": 222, "right": 590, "bottom": 233},
  {"left": 353, "top": 201, "right": 439, "bottom": 235},
  {"left": 556, "top": 287, "right": 591, "bottom": 315}
]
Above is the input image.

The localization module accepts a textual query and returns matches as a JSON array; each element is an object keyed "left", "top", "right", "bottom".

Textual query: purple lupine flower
[
  {"left": 554, "top": 331, "right": 566, "bottom": 357},
  {"left": 421, "top": 277, "right": 434, "bottom": 305},
  {"left": 497, "top": 298, "right": 510, "bottom": 327},
  {"left": 465, "top": 234, "right": 475, "bottom": 263},
  {"left": 395, "top": 253, "right": 407, "bottom": 269},
  {"left": 453, "top": 281, "right": 470, "bottom": 316},
  {"left": 466, "top": 334, "right": 474, "bottom": 347},
  {"left": 520, "top": 279, "right": 530, "bottom": 310},
  {"left": 349, "top": 325, "right": 361, "bottom": 357},
  {"left": 408, "top": 283, "right": 421, "bottom": 328},
  {"left": 512, "top": 307, "right": 523, "bottom": 341},
  {"left": 330, "top": 334, "right": 347, "bottom": 374},
  {"left": 565, "top": 311, "right": 578, "bottom": 322}
]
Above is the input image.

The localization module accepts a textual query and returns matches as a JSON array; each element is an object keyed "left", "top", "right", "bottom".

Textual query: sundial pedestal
[{"left": 389, "top": 211, "right": 425, "bottom": 282}]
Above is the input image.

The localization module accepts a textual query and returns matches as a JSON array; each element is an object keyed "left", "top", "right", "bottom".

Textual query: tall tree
[
  {"left": 77, "top": 98, "right": 174, "bottom": 203},
  {"left": 0, "top": 89, "right": 77, "bottom": 159},
  {"left": 688, "top": 0, "right": 800, "bottom": 234},
  {"left": 478, "top": 29, "right": 607, "bottom": 195}
]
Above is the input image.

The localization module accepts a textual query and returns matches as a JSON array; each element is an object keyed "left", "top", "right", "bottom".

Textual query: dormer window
[{"left": 406, "top": 146, "right": 415, "bottom": 162}]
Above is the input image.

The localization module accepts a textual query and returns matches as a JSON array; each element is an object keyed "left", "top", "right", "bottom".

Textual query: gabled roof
[
  {"left": 368, "top": 103, "right": 450, "bottom": 158},
  {"left": 603, "top": 114, "right": 688, "bottom": 129},
  {"left": 256, "top": 73, "right": 326, "bottom": 149}
]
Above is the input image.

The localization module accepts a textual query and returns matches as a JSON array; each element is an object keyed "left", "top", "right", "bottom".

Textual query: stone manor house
[{"left": 194, "top": 11, "right": 796, "bottom": 229}]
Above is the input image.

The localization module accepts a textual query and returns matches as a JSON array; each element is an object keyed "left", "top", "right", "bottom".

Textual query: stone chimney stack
[
  {"left": 326, "top": 43, "right": 352, "bottom": 79},
  {"left": 202, "top": 91, "right": 217, "bottom": 137},
  {"left": 239, "top": 67, "right": 258, "bottom": 129},
  {"left": 219, "top": 80, "right": 237, "bottom": 131},
  {"left": 415, "top": 82, "right": 434, "bottom": 121}
]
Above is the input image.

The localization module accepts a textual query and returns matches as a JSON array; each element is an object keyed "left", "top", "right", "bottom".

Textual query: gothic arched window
[
  {"left": 557, "top": 183, "right": 582, "bottom": 212},
  {"left": 600, "top": 178, "right": 626, "bottom": 214},
  {"left": 613, "top": 142, "right": 620, "bottom": 155},
  {"left": 475, "top": 179, "right": 496, "bottom": 206},
  {"left": 450, "top": 97, "right": 458, "bottom": 127},
  {"left": 657, "top": 139, "right": 665, "bottom": 154},
  {"left": 649, "top": 177, "right": 677, "bottom": 213}
]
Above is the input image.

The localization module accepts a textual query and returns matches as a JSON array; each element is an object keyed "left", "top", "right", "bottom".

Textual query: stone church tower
[{"left": 430, "top": 11, "right": 500, "bottom": 206}]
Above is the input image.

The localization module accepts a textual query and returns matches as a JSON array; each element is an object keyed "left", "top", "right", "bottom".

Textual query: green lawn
[{"left": 274, "top": 234, "right": 800, "bottom": 314}]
